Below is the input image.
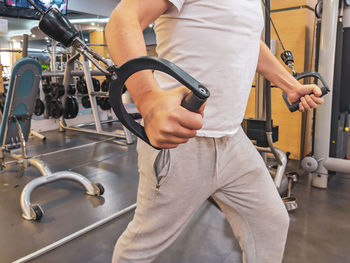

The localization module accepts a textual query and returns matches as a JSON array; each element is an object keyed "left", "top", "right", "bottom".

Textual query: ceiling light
[
  {"left": 31, "top": 34, "right": 36, "bottom": 38},
  {"left": 70, "top": 18, "right": 109, "bottom": 24},
  {"left": 91, "top": 22, "right": 95, "bottom": 26}
]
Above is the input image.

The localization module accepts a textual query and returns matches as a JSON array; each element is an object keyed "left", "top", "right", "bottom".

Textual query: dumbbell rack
[{"left": 43, "top": 51, "right": 134, "bottom": 144}]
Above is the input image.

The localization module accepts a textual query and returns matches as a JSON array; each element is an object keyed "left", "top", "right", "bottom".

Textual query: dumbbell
[
  {"left": 92, "top": 78, "right": 100, "bottom": 92},
  {"left": 99, "top": 98, "right": 111, "bottom": 111},
  {"left": 64, "top": 96, "right": 79, "bottom": 119},
  {"left": 101, "top": 79, "right": 110, "bottom": 92},
  {"left": 81, "top": 95, "right": 91, "bottom": 109},
  {"left": 77, "top": 79, "right": 88, "bottom": 94},
  {"left": 42, "top": 84, "right": 51, "bottom": 94},
  {"left": 34, "top": 98, "right": 45, "bottom": 116},
  {"left": 48, "top": 100, "right": 64, "bottom": 119},
  {"left": 67, "top": 84, "right": 77, "bottom": 95},
  {"left": 51, "top": 83, "right": 65, "bottom": 98}
]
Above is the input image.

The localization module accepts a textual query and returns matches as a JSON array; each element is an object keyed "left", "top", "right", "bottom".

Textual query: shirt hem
[{"left": 196, "top": 127, "right": 240, "bottom": 138}]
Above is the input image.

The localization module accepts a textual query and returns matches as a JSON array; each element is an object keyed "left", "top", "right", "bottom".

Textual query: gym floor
[{"left": 1, "top": 126, "right": 349, "bottom": 263}]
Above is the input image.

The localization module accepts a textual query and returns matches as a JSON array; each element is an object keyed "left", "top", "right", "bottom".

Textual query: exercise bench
[{"left": 0, "top": 58, "right": 104, "bottom": 221}]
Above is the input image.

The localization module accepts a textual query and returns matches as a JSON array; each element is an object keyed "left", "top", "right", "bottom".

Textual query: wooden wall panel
[
  {"left": 271, "top": 0, "right": 316, "bottom": 10},
  {"left": 271, "top": 9, "right": 307, "bottom": 74},
  {"left": 89, "top": 30, "right": 108, "bottom": 83},
  {"left": 90, "top": 31, "right": 108, "bottom": 58}
]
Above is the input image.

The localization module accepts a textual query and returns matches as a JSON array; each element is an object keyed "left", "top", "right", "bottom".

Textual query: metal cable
[{"left": 261, "top": 0, "right": 286, "bottom": 51}]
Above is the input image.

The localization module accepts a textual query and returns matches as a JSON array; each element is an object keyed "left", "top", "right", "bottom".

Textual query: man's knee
[
  {"left": 272, "top": 201, "right": 290, "bottom": 234},
  {"left": 112, "top": 241, "right": 126, "bottom": 263},
  {"left": 112, "top": 233, "right": 137, "bottom": 263}
]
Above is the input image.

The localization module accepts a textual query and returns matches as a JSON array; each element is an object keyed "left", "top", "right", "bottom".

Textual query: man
[{"left": 105, "top": 0, "right": 324, "bottom": 262}]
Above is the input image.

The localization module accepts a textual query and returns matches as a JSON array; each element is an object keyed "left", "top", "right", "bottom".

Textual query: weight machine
[
  {"left": 302, "top": 0, "right": 350, "bottom": 188},
  {"left": 244, "top": 0, "right": 328, "bottom": 211}
]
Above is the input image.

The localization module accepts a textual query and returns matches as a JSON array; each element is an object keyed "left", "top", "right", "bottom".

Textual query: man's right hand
[{"left": 137, "top": 86, "right": 205, "bottom": 149}]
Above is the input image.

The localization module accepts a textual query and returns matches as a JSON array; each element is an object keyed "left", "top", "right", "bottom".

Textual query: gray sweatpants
[{"left": 112, "top": 127, "right": 289, "bottom": 263}]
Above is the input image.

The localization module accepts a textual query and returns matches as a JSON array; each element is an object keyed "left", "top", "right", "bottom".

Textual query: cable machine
[{"left": 302, "top": 0, "right": 350, "bottom": 188}]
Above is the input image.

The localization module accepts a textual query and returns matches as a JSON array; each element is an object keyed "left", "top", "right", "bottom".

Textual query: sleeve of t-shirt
[{"left": 168, "top": 0, "right": 185, "bottom": 12}]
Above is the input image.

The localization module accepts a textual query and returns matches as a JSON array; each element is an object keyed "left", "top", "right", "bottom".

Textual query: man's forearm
[
  {"left": 105, "top": 5, "right": 160, "bottom": 111},
  {"left": 256, "top": 41, "right": 302, "bottom": 95}
]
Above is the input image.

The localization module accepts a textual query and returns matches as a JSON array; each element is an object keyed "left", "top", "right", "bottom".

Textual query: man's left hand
[{"left": 287, "top": 84, "right": 324, "bottom": 112}]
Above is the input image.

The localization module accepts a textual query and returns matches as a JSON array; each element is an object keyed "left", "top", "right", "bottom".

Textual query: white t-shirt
[{"left": 154, "top": 0, "right": 264, "bottom": 137}]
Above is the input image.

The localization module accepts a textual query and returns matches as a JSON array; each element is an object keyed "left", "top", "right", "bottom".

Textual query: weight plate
[
  {"left": 67, "top": 84, "right": 77, "bottom": 95},
  {"left": 81, "top": 95, "right": 91, "bottom": 109},
  {"left": 42, "top": 84, "right": 51, "bottom": 94},
  {"left": 101, "top": 79, "right": 110, "bottom": 92},
  {"left": 96, "top": 96, "right": 102, "bottom": 106},
  {"left": 45, "top": 94, "right": 53, "bottom": 103},
  {"left": 51, "top": 83, "right": 65, "bottom": 98},
  {"left": 41, "top": 76, "right": 51, "bottom": 86},
  {"left": 76, "top": 79, "right": 88, "bottom": 94},
  {"left": 49, "top": 100, "right": 64, "bottom": 119},
  {"left": 64, "top": 96, "right": 79, "bottom": 119},
  {"left": 34, "top": 98, "right": 45, "bottom": 116},
  {"left": 92, "top": 78, "right": 101, "bottom": 92},
  {"left": 100, "top": 98, "right": 111, "bottom": 111}
]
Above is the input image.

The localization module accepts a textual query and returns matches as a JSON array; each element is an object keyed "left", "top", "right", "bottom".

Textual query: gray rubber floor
[{"left": 1, "top": 129, "right": 349, "bottom": 263}]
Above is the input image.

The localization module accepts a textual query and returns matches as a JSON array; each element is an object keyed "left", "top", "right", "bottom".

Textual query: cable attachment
[
  {"left": 32, "top": 3, "right": 112, "bottom": 76},
  {"left": 281, "top": 50, "right": 297, "bottom": 76}
]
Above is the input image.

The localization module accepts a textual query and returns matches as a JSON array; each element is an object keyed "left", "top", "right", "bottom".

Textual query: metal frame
[
  {"left": 20, "top": 168, "right": 102, "bottom": 220},
  {"left": 304, "top": 0, "right": 350, "bottom": 188},
  {"left": 3, "top": 113, "right": 105, "bottom": 221},
  {"left": 256, "top": 146, "right": 288, "bottom": 189},
  {"left": 44, "top": 49, "right": 134, "bottom": 144}
]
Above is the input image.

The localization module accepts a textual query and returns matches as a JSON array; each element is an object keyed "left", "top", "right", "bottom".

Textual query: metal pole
[
  {"left": 255, "top": 75, "right": 266, "bottom": 120},
  {"left": 81, "top": 56, "right": 103, "bottom": 132},
  {"left": 264, "top": 0, "right": 271, "bottom": 129},
  {"left": 255, "top": 2, "right": 267, "bottom": 120},
  {"left": 341, "top": 5, "right": 350, "bottom": 112},
  {"left": 312, "top": 0, "right": 339, "bottom": 188},
  {"left": 22, "top": 34, "right": 29, "bottom": 58},
  {"left": 264, "top": 0, "right": 282, "bottom": 165},
  {"left": 50, "top": 41, "right": 57, "bottom": 83},
  {"left": 12, "top": 204, "right": 136, "bottom": 263}
]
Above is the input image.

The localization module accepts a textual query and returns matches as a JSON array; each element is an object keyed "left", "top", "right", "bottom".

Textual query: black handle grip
[
  {"left": 282, "top": 71, "right": 330, "bottom": 112},
  {"left": 181, "top": 90, "right": 207, "bottom": 112},
  {"left": 109, "top": 56, "right": 210, "bottom": 149}
]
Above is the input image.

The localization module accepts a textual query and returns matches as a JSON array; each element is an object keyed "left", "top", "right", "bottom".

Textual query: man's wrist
[
  {"left": 280, "top": 78, "right": 303, "bottom": 97},
  {"left": 133, "top": 89, "right": 162, "bottom": 117}
]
